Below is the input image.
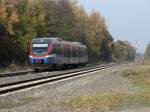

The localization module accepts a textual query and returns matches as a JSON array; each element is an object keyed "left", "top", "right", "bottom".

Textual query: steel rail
[
  {"left": 0, "top": 70, "right": 34, "bottom": 78},
  {"left": 0, "top": 63, "right": 106, "bottom": 78},
  {"left": 0, "top": 63, "right": 116, "bottom": 88},
  {"left": 0, "top": 63, "right": 121, "bottom": 96}
]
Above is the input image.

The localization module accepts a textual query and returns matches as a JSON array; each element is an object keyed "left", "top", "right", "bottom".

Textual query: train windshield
[
  {"left": 32, "top": 44, "right": 48, "bottom": 51},
  {"left": 32, "top": 43, "right": 49, "bottom": 56}
]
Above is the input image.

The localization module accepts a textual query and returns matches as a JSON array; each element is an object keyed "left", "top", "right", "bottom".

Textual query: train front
[{"left": 28, "top": 38, "right": 54, "bottom": 70}]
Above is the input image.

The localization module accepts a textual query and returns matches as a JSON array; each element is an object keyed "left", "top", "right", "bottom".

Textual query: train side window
[
  {"left": 73, "top": 47, "right": 76, "bottom": 57},
  {"left": 77, "top": 47, "right": 79, "bottom": 57},
  {"left": 72, "top": 47, "right": 74, "bottom": 57},
  {"left": 79, "top": 48, "right": 81, "bottom": 57},
  {"left": 54, "top": 44, "right": 57, "bottom": 54},
  {"left": 66, "top": 46, "right": 69, "bottom": 57},
  {"left": 74, "top": 47, "right": 77, "bottom": 57},
  {"left": 64, "top": 45, "right": 69, "bottom": 57},
  {"left": 71, "top": 47, "right": 73, "bottom": 57},
  {"left": 71, "top": 46, "right": 74, "bottom": 58},
  {"left": 85, "top": 49, "right": 88, "bottom": 56},
  {"left": 73, "top": 48, "right": 75, "bottom": 57},
  {"left": 58, "top": 44, "right": 62, "bottom": 55},
  {"left": 57, "top": 45, "right": 60, "bottom": 55},
  {"left": 75, "top": 47, "right": 78, "bottom": 57},
  {"left": 68, "top": 46, "right": 71, "bottom": 58},
  {"left": 76, "top": 47, "right": 78, "bottom": 57},
  {"left": 80, "top": 48, "right": 83, "bottom": 57},
  {"left": 62, "top": 45, "right": 65, "bottom": 56},
  {"left": 83, "top": 48, "right": 85, "bottom": 57},
  {"left": 84, "top": 48, "right": 87, "bottom": 57}
]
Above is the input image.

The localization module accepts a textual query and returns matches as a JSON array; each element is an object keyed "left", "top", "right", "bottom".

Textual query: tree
[
  {"left": 112, "top": 40, "right": 136, "bottom": 61},
  {"left": 144, "top": 42, "right": 150, "bottom": 59},
  {"left": 0, "top": 0, "right": 120, "bottom": 66}
]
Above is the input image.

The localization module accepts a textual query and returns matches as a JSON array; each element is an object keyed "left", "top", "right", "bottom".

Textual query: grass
[
  {"left": 0, "top": 67, "right": 9, "bottom": 73},
  {"left": 68, "top": 92, "right": 125, "bottom": 111},
  {"left": 66, "top": 67, "right": 150, "bottom": 111},
  {"left": 67, "top": 92, "right": 150, "bottom": 111},
  {"left": 121, "top": 67, "right": 150, "bottom": 86},
  {"left": 123, "top": 93, "right": 150, "bottom": 106},
  {"left": 0, "top": 64, "right": 29, "bottom": 73},
  {"left": 136, "top": 59, "right": 150, "bottom": 66},
  {"left": 121, "top": 67, "right": 150, "bottom": 106},
  {"left": 122, "top": 67, "right": 150, "bottom": 92},
  {"left": 0, "top": 96, "right": 39, "bottom": 109}
]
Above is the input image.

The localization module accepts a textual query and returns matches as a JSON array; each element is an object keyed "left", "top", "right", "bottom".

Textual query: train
[{"left": 28, "top": 37, "right": 88, "bottom": 71}]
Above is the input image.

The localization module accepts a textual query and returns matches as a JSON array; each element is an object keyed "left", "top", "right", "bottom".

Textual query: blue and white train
[{"left": 28, "top": 37, "right": 88, "bottom": 70}]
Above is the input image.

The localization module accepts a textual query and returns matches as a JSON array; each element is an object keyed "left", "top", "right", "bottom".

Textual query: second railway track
[{"left": 0, "top": 63, "right": 126, "bottom": 96}]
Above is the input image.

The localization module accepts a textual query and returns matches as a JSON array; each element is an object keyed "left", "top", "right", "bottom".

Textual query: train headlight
[
  {"left": 29, "top": 55, "right": 33, "bottom": 58},
  {"left": 45, "top": 55, "right": 55, "bottom": 58},
  {"left": 45, "top": 55, "right": 52, "bottom": 58}
]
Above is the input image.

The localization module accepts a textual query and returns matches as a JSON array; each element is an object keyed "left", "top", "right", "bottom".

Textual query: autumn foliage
[{"left": 0, "top": 0, "right": 135, "bottom": 66}]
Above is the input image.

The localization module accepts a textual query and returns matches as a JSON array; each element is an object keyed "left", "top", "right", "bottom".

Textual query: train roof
[
  {"left": 71, "top": 42, "right": 82, "bottom": 45},
  {"left": 32, "top": 37, "right": 87, "bottom": 47},
  {"left": 32, "top": 37, "right": 62, "bottom": 42}
]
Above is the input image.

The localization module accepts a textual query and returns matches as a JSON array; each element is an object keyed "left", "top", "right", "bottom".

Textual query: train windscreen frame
[{"left": 31, "top": 39, "right": 51, "bottom": 56}]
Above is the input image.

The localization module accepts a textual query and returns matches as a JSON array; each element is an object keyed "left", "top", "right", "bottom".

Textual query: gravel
[
  {"left": 0, "top": 65, "right": 94, "bottom": 86},
  {"left": 0, "top": 63, "right": 149, "bottom": 112}
]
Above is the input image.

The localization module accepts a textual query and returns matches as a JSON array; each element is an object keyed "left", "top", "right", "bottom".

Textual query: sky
[{"left": 78, "top": 0, "right": 150, "bottom": 53}]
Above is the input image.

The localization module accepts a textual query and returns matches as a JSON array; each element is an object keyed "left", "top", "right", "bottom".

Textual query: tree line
[
  {"left": 145, "top": 42, "right": 150, "bottom": 59},
  {"left": 0, "top": 0, "right": 136, "bottom": 66},
  {"left": 113, "top": 40, "right": 136, "bottom": 61}
]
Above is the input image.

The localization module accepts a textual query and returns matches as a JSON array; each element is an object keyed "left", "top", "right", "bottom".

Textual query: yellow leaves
[
  {"left": 0, "top": 1, "right": 19, "bottom": 35},
  {"left": 0, "top": 3, "right": 7, "bottom": 19},
  {"left": 5, "top": 10, "right": 19, "bottom": 35},
  {"left": 10, "top": 10, "right": 18, "bottom": 22},
  {"left": 0, "top": 5, "right": 5, "bottom": 14}
]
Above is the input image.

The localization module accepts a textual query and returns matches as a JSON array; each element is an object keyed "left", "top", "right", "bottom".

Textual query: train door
[
  {"left": 61, "top": 44, "right": 65, "bottom": 65},
  {"left": 70, "top": 45, "right": 73, "bottom": 64},
  {"left": 68, "top": 45, "right": 72, "bottom": 65},
  {"left": 77, "top": 46, "right": 80, "bottom": 64},
  {"left": 72, "top": 46, "right": 76, "bottom": 64},
  {"left": 64, "top": 44, "right": 70, "bottom": 65},
  {"left": 55, "top": 44, "right": 62, "bottom": 65},
  {"left": 79, "top": 46, "right": 82, "bottom": 64}
]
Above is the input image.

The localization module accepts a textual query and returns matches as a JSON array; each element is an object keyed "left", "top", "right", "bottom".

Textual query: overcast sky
[{"left": 78, "top": 0, "right": 150, "bottom": 53}]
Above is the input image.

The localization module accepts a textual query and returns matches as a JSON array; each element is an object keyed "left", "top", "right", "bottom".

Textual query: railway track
[
  {"left": 0, "top": 63, "right": 104, "bottom": 78},
  {"left": 0, "top": 63, "right": 127, "bottom": 96}
]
